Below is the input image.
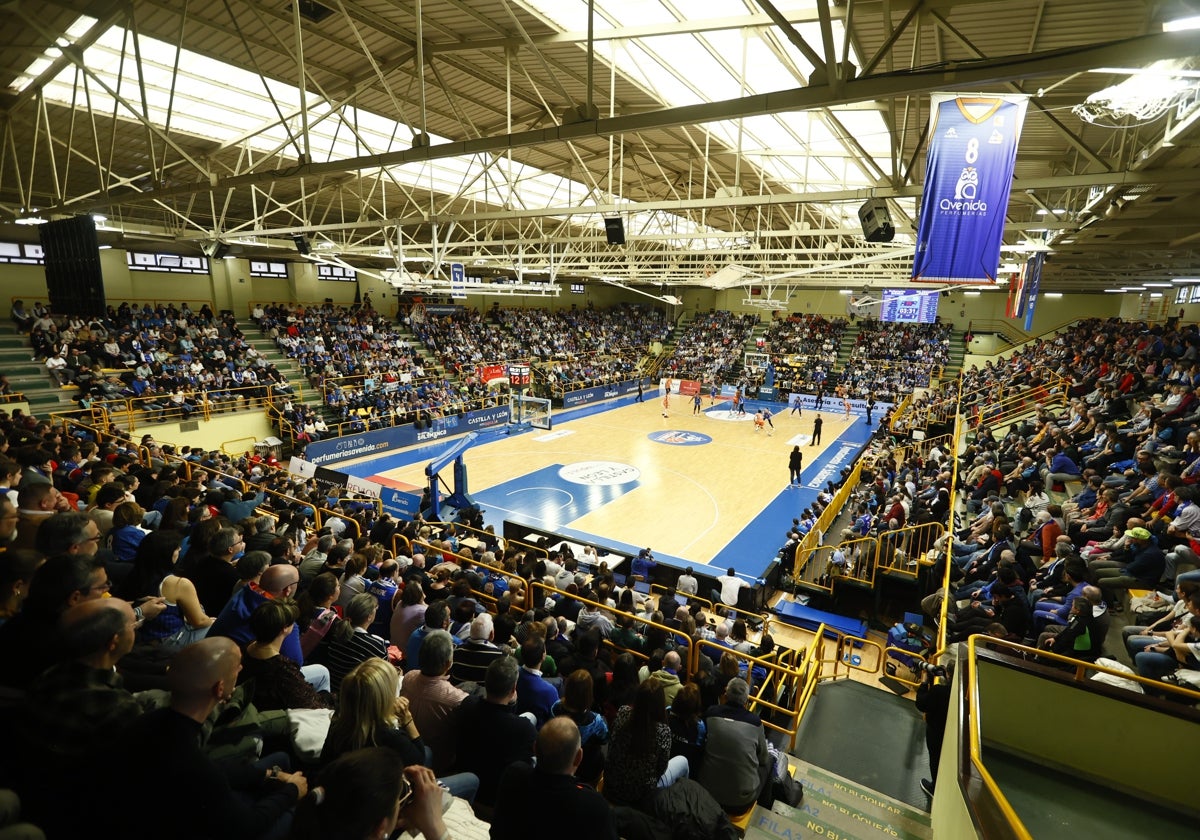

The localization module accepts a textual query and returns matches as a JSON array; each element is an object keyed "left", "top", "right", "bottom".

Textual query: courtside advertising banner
[{"left": 912, "top": 93, "right": 1028, "bottom": 285}]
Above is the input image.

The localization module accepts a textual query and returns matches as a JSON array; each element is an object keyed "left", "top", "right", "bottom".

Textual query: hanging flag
[
  {"left": 1023, "top": 252, "right": 1045, "bottom": 332},
  {"left": 913, "top": 94, "right": 1029, "bottom": 285}
]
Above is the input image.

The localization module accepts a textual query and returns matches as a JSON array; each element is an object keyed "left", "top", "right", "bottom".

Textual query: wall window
[
  {"left": 317, "top": 264, "right": 356, "bottom": 281},
  {"left": 249, "top": 260, "right": 289, "bottom": 279},
  {"left": 127, "top": 251, "right": 210, "bottom": 274},
  {"left": 0, "top": 242, "right": 45, "bottom": 265}
]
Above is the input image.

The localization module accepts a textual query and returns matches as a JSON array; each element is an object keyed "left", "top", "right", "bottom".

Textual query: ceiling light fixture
[{"left": 1163, "top": 15, "right": 1200, "bottom": 32}]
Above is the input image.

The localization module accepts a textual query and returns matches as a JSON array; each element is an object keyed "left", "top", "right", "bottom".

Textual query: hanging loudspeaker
[
  {"left": 858, "top": 199, "right": 894, "bottom": 243},
  {"left": 603, "top": 217, "right": 625, "bottom": 245}
]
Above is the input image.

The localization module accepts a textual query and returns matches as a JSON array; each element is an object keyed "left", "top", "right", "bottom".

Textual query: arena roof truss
[{"left": 3, "top": 0, "right": 1200, "bottom": 294}]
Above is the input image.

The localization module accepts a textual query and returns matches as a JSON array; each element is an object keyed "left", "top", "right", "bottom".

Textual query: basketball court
[{"left": 333, "top": 393, "right": 879, "bottom": 577}]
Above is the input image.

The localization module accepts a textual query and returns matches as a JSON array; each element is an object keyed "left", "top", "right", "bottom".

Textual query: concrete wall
[
  {"left": 136, "top": 410, "right": 276, "bottom": 455},
  {"left": 976, "top": 658, "right": 1193, "bottom": 810}
]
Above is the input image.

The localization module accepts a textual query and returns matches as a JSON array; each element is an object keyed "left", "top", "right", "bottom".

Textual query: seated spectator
[
  {"left": 209, "top": 564, "right": 307, "bottom": 667},
  {"left": 102, "top": 636, "right": 306, "bottom": 839},
  {"left": 516, "top": 636, "right": 560, "bottom": 727},
  {"left": 295, "top": 572, "right": 341, "bottom": 659},
  {"left": 190, "top": 526, "right": 245, "bottom": 617},
  {"left": 108, "top": 501, "right": 150, "bottom": 563},
  {"left": 310, "top": 593, "right": 388, "bottom": 692},
  {"left": 551, "top": 669, "right": 609, "bottom": 785},
  {"left": 667, "top": 682, "right": 707, "bottom": 778},
  {"left": 1090, "top": 526, "right": 1166, "bottom": 609},
  {"left": 1134, "top": 589, "right": 1200, "bottom": 682},
  {"left": 120, "top": 529, "right": 214, "bottom": 648},
  {"left": 604, "top": 679, "right": 689, "bottom": 806},
  {"left": 449, "top": 611, "right": 506, "bottom": 686},
  {"left": 291, "top": 750, "right": 452, "bottom": 840},
  {"left": 454, "top": 655, "right": 537, "bottom": 810},
  {"left": 15, "top": 598, "right": 142, "bottom": 835},
  {"left": 0, "top": 554, "right": 124, "bottom": 689},
  {"left": 698, "top": 677, "right": 772, "bottom": 813},
  {"left": 647, "top": 649, "right": 685, "bottom": 707},
  {"left": 492, "top": 716, "right": 618, "bottom": 840},
  {"left": 400, "top": 629, "right": 467, "bottom": 775},
  {"left": 240, "top": 599, "right": 333, "bottom": 711}
]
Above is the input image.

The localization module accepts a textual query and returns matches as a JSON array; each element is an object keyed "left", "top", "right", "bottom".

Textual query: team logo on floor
[
  {"left": 648, "top": 430, "right": 713, "bottom": 446},
  {"left": 707, "top": 410, "right": 754, "bottom": 422},
  {"left": 558, "top": 461, "right": 641, "bottom": 486}
]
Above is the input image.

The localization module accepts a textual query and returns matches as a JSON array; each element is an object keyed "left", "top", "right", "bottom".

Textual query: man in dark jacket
[
  {"left": 491, "top": 716, "right": 616, "bottom": 840},
  {"left": 698, "top": 678, "right": 772, "bottom": 812}
]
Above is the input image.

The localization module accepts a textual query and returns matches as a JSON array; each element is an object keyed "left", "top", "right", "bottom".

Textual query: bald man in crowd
[
  {"left": 491, "top": 716, "right": 617, "bottom": 840},
  {"left": 101, "top": 637, "right": 306, "bottom": 839}
]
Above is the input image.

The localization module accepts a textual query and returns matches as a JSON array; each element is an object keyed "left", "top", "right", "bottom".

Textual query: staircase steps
[{"left": 744, "top": 758, "right": 930, "bottom": 840}]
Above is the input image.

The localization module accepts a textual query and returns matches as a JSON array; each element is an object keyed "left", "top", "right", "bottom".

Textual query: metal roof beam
[{"left": 74, "top": 29, "right": 1198, "bottom": 213}]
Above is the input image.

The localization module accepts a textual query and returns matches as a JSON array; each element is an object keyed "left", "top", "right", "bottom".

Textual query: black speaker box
[
  {"left": 603, "top": 217, "right": 625, "bottom": 245},
  {"left": 858, "top": 199, "right": 894, "bottom": 243},
  {"left": 40, "top": 215, "right": 106, "bottom": 317}
]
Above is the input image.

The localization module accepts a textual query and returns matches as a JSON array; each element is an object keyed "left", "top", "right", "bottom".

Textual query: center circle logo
[
  {"left": 647, "top": 430, "right": 713, "bottom": 446},
  {"left": 558, "top": 461, "right": 641, "bottom": 486}
]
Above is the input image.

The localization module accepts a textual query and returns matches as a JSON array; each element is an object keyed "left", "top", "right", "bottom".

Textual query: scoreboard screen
[{"left": 880, "top": 289, "right": 940, "bottom": 324}]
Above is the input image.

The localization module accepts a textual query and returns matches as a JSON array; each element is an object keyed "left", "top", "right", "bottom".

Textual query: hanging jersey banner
[
  {"left": 1023, "top": 252, "right": 1045, "bottom": 332},
  {"left": 912, "top": 94, "right": 1028, "bottom": 285}
]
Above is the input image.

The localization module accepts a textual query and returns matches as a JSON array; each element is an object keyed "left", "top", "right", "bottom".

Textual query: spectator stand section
[{"left": 762, "top": 314, "right": 847, "bottom": 403}]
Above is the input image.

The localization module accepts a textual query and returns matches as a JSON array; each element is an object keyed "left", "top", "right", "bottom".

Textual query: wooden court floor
[{"left": 361, "top": 397, "right": 862, "bottom": 569}]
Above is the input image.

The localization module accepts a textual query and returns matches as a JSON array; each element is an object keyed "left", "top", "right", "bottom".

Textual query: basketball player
[
  {"left": 843, "top": 394, "right": 852, "bottom": 421},
  {"left": 789, "top": 395, "right": 802, "bottom": 416},
  {"left": 662, "top": 388, "right": 670, "bottom": 418},
  {"left": 753, "top": 411, "right": 765, "bottom": 432},
  {"left": 692, "top": 393, "right": 702, "bottom": 415},
  {"left": 762, "top": 407, "right": 774, "bottom": 436}
]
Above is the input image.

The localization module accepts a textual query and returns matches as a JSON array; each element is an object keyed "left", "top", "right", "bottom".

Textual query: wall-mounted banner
[
  {"left": 912, "top": 93, "right": 1028, "bottom": 285},
  {"left": 563, "top": 378, "right": 650, "bottom": 408},
  {"left": 304, "top": 404, "right": 511, "bottom": 465},
  {"left": 379, "top": 486, "right": 420, "bottom": 518}
]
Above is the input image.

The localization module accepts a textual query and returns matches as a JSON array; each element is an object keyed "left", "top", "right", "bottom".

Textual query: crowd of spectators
[
  {"left": 23, "top": 300, "right": 288, "bottom": 422},
  {"left": 666, "top": 311, "right": 759, "bottom": 382},
  {"left": 0, "top": 401, "right": 798, "bottom": 839},
  {"left": 839, "top": 363, "right": 939, "bottom": 402},
  {"left": 763, "top": 314, "right": 845, "bottom": 396},
  {"left": 850, "top": 318, "right": 952, "bottom": 370},
  {"left": 915, "top": 317, "right": 1200, "bottom": 689}
]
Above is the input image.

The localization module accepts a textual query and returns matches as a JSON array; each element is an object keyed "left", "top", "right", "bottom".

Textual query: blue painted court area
[{"left": 472, "top": 464, "right": 640, "bottom": 530}]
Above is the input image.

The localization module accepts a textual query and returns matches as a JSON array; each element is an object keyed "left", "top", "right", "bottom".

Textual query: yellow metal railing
[
  {"left": 693, "top": 638, "right": 807, "bottom": 750},
  {"left": 789, "top": 456, "right": 866, "bottom": 581},
  {"left": 91, "top": 382, "right": 299, "bottom": 432}
]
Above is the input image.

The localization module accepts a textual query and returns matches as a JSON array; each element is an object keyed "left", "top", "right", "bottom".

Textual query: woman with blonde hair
[{"left": 321, "top": 658, "right": 480, "bottom": 803}]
